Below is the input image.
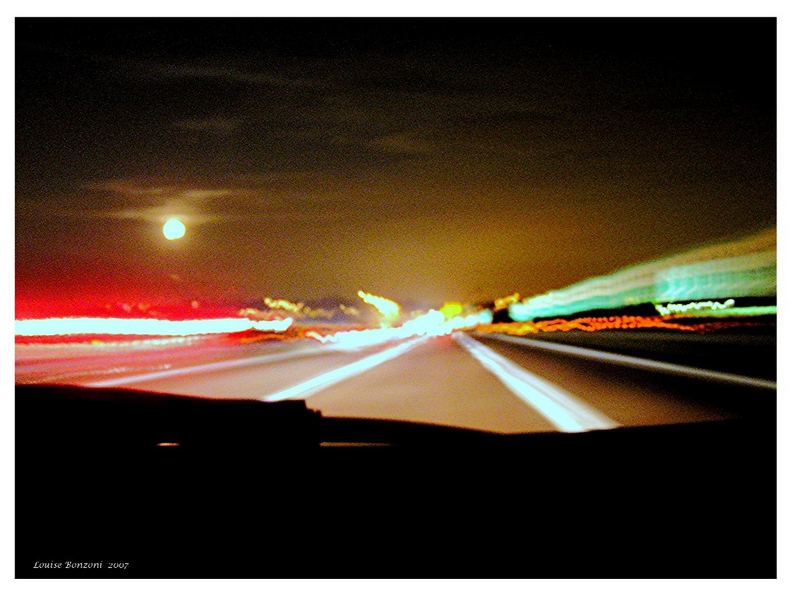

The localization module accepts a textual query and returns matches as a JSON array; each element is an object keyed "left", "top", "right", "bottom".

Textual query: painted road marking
[
  {"left": 454, "top": 333, "right": 617, "bottom": 433},
  {"left": 480, "top": 332, "right": 776, "bottom": 391},
  {"left": 86, "top": 343, "right": 338, "bottom": 388},
  {"left": 264, "top": 337, "right": 428, "bottom": 401}
]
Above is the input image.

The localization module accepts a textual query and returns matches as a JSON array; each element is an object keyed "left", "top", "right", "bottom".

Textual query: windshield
[{"left": 15, "top": 18, "right": 776, "bottom": 434}]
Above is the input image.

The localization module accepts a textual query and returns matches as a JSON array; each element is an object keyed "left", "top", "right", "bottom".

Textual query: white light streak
[{"left": 15, "top": 317, "right": 293, "bottom": 337}]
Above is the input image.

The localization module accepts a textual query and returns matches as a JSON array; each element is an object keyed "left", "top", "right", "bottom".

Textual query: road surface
[{"left": 15, "top": 331, "right": 775, "bottom": 433}]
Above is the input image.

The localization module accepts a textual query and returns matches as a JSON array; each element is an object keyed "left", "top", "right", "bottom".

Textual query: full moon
[{"left": 162, "top": 217, "right": 186, "bottom": 240}]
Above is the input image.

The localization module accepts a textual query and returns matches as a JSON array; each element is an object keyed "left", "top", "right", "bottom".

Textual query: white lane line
[
  {"left": 264, "top": 337, "right": 428, "bottom": 402},
  {"left": 85, "top": 344, "right": 337, "bottom": 388},
  {"left": 479, "top": 332, "right": 777, "bottom": 391},
  {"left": 454, "top": 333, "right": 617, "bottom": 433}
]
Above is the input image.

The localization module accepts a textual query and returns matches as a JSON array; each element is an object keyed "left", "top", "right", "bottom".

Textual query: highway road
[{"left": 15, "top": 331, "right": 776, "bottom": 433}]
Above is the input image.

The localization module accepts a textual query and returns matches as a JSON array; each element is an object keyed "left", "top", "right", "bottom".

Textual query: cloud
[
  {"left": 172, "top": 117, "right": 243, "bottom": 135},
  {"left": 65, "top": 179, "right": 250, "bottom": 224},
  {"left": 82, "top": 179, "right": 235, "bottom": 202},
  {"left": 65, "top": 175, "right": 364, "bottom": 225},
  {"left": 148, "top": 62, "right": 328, "bottom": 90},
  {"left": 81, "top": 179, "right": 169, "bottom": 197},
  {"left": 367, "top": 133, "right": 435, "bottom": 156}
]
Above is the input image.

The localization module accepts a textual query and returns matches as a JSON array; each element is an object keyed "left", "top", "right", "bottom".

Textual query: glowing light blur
[
  {"left": 357, "top": 290, "right": 401, "bottom": 327},
  {"left": 339, "top": 304, "right": 361, "bottom": 316},
  {"left": 260, "top": 297, "right": 357, "bottom": 320},
  {"left": 307, "top": 308, "right": 493, "bottom": 350},
  {"left": 654, "top": 299, "right": 736, "bottom": 316},
  {"left": 162, "top": 217, "right": 186, "bottom": 240},
  {"left": 439, "top": 302, "right": 464, "bottom": 319},
  {"left": 510, "top": 228, "right": 776, "bottom": 321},
  {"left": 493, "top": 292, "right": 521, "bottom": 311},
  {"left": 661, "top": 305, "right": 777, "bottom": 318},
  {"left": 264, "top": 297, "right": 304, "bottom": 312},
  {"left": 15, "top": 317, "right": 293, "bottom": 337}
]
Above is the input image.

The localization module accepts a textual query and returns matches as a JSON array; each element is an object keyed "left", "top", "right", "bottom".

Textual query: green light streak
[{"left": 510, "top": 228, "right": 776, "bottom": 321}]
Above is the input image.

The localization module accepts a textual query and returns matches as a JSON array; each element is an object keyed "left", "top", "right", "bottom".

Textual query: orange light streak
[{"left": 478, "top": 315, "right": 767, "bottom": 335}]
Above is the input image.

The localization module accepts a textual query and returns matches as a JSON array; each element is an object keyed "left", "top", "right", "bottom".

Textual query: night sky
[{"left": 15, "top": 18, "right": 776, "bottom": 315}]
